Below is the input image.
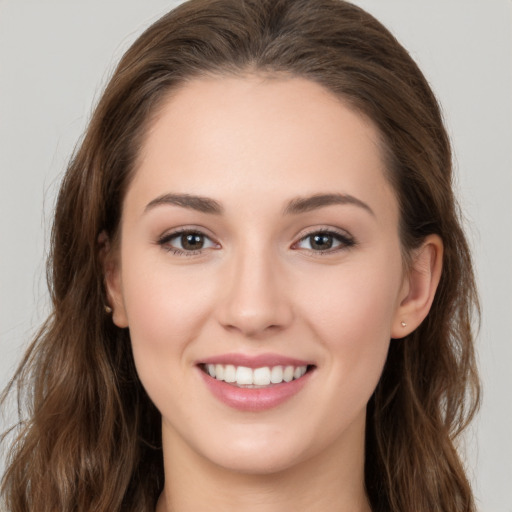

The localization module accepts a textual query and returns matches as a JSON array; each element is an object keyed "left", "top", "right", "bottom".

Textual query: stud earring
[
  {"left": 400, "top": 321, "right": 407, "bottom": 327},
  {"left": 104, "top": 305, "right": 113, "bottom": 314}
]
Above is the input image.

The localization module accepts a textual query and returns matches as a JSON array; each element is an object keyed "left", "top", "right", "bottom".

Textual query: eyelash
[
  {"left": 157, "top": 228, "right": 219, "bottom": 256},
  {"left": 157, "top": 227, "right": 356, "bottom": 256},
  {"left": 292, "top": 228, "right": 356, "bottom": 255}
]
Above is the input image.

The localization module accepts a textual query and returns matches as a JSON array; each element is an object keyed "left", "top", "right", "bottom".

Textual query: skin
[{"left": 106, "top": 75, "right": 443, "bottom": 512}]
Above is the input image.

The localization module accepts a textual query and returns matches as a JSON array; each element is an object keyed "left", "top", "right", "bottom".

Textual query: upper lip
[{"left": 197, "top": 352, "right": 314, "bottom": 369}]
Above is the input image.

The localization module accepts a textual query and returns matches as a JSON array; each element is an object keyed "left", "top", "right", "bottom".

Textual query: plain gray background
[{"left": 0, "top": 1, "right": 511, "bottom": 510}]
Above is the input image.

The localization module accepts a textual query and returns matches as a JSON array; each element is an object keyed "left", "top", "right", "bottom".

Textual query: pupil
[
  {"left": 311, "top": 234, "right": 332, "bottom": 250},
  {"left": 182, "top": 233, "right": 203, "bottom": 250}
]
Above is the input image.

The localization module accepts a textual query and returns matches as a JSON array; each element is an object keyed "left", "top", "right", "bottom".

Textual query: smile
[
  {"left": 202, "top": 364, "right": 308, "bottom": 387},
  {"left": 197, "top": 355, "right": 315, "bottom": 411}
]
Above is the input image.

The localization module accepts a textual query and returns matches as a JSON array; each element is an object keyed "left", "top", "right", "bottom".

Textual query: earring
[
  {"left": 104, "top": 305, "right": 113, "bottom": 314},
  {"left": 400, "top": 321, "right": 407, "bottom": 327}
]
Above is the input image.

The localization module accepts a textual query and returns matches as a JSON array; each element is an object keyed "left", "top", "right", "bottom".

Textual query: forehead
[{"left": 127, "top": 75, "right": 397, "bottom": 223}]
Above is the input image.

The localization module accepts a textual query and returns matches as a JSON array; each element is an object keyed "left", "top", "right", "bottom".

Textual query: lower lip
[{"left": 198, "top": 367, "right": 313, "bottom": 412}]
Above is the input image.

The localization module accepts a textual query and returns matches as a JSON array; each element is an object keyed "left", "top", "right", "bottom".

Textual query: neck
[{"left": 156, "top": 415, "right": 371, "bottom": 512}]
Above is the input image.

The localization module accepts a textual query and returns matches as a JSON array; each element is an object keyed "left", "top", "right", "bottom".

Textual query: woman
[{"left": 1, "top": 0, "right": 480, "bottom": 511}]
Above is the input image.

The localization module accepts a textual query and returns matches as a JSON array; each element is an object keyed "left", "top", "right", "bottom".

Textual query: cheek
[
  {"left": 119, "top": 263, "right": 220, "bottom": 421},
  {"left": 121, "top": 243, "right": 214, "bottom": 322},
  {"left": 119, "top": 253, "right": 218, "bottom": 376},
  {"left": 293, "top": 251, "right": 403, "bottom": 389},
  {"left": 298, "top": 255, "right": 402, "bottom": 339}
]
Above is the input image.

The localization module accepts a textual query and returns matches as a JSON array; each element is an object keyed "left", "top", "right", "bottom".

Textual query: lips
[{"left": 196, "top": 353, "right": 315, "bottom": 411}]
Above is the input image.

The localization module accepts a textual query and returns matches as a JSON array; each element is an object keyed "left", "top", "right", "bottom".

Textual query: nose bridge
[{"left": 217, "top": 238, "right": 292, "bottom": 336}]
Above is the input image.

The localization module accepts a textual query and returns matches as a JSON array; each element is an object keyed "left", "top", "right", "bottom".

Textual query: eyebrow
[
  {"left": 284, "top": 193, "right": 375, "bottom": 216},
  {"left": 145, "top": 193, "right": 223, "bottom": 214},
  {"left": 144, "top": 192, "right": 374, "bottom": 217}
]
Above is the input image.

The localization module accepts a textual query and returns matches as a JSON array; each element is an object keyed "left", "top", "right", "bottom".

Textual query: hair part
[{"left": 2, "top": 1, "right": 480, "bottom": 511}]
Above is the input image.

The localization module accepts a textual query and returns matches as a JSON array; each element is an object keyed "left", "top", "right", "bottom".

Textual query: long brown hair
[{"left": 1, "top": 1, "right": 480, "bottom": 510}]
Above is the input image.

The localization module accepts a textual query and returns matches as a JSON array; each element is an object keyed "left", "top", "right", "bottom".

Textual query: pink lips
[{"left": 196, "top": 353, "right": 315, "bottom": 412}]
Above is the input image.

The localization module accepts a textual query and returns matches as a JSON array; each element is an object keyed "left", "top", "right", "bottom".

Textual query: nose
[{"left": 216, "top": 245, "right": 293, "bottom": 338}]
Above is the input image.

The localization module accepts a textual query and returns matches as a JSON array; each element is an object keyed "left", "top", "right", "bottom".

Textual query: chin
[
  {"left": 197, "top": 421, "right": 336, "bottom": 477},
  {"left": 208, "top": 445, "right": 305, "bottom": 476}
]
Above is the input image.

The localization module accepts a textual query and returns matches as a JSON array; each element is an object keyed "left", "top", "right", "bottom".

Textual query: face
[{"left": 108, "top": 75, "right": 409, "bottom": 475}]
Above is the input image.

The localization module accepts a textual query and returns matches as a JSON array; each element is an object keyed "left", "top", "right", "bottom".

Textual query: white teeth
[
  {"left": 270, "top": 366, "right": 283, "bottom": 384},
  {"left": 235, "top": 366, "right": 253, "bottom": 385},
  {"left": 253, "top": 367, "right": 271, "bottom": 386},
  {"left": 224, "top": 364, "right": 236, "bottom": 383},
  {"left": 215, "top": 364, "right": 224, "bottom": 381},
  {"left": 283, "top": 365, "right": 294, "bottom": 382},
  {"left": 205, "top": 363, "right": 309, "bottom": 386}
]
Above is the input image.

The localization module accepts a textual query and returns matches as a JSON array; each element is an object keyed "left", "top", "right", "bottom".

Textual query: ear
[
  {"left": 98, "top": 231, "right": 129, "bottom": 328},
  {"left": 391, "top": 234, "right": 443, "bottom": 338}
]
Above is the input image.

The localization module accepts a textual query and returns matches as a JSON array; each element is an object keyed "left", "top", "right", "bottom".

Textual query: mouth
[
  {"left": 198, "top": 363, "right": 315, "bottom": 388},
  {"left": 196, "top": 353, "right": 316, "bottom": 411}
]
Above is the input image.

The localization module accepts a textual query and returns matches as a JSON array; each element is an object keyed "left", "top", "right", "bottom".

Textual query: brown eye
[
  {"left": 181, "top": 233, "right": 205, "bottom": 250},
  {"left": 158, "top": 230, "right": 218, "bottom": 254},
  {"left": 309, "top": 234, "right": 334, "bottom": 250},
  {"left": 295, "top": 230, "right": 355, "bottom": 253}
]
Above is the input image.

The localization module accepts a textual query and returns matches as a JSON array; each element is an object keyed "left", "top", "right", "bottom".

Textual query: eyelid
[
  {"left": 291, "top": 226, "right": 356, "bottom": 253},
  {"left": 155, "top": 225, "right": 355, "bottom": 256},
  {"left": 157, "top": 226, "right": 220, "bottom": 254}
]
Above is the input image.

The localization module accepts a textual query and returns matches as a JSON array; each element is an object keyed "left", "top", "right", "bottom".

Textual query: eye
[
  {"left": 158, "top": 229, "right": 219, "bottom": 254},
  {"left": 294, "top": 230, "right": 355, "bottom": 253}
]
